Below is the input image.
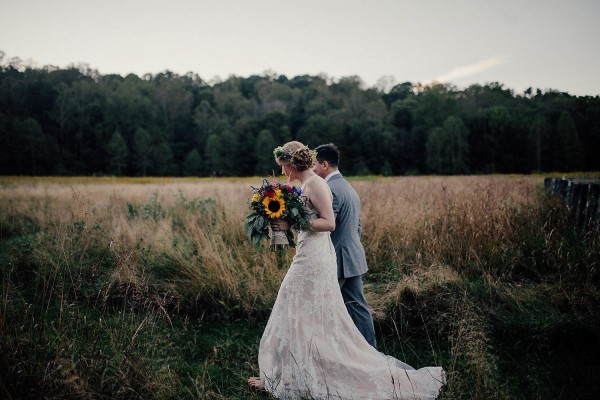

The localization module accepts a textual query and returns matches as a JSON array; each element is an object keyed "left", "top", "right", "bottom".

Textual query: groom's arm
[{"left": 331, "top": 190, "right": 340, "bottom": 220}]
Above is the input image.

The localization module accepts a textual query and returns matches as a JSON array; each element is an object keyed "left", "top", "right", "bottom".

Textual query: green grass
[{"left": 0, "top": 301, "right": 270, "bottom": 399}]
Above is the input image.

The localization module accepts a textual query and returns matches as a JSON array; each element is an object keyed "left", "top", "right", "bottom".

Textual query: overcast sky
[{"left": 1, "top": 0, "right": 599, "bottom": 96}]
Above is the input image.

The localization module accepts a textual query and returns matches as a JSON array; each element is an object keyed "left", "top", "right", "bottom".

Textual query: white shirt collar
[{"left": 325, "top": 170, "right": 341, "bottom": 182}]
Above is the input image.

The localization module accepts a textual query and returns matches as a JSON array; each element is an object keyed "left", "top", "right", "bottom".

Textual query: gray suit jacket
[{"left": 328, "top": 174, "right": 368, "bottom": 278}]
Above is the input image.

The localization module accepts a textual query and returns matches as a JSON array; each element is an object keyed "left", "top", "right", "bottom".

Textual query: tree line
[{"left": 1, "top": 54, "right": 599, "bottom": 177}]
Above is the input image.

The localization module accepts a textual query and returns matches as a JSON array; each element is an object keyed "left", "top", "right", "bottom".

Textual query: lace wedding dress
[{"left": 257, "top": 203, "right": 445, "bottom": 399}]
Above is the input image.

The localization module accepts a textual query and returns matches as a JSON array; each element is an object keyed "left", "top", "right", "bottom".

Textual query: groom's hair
[{"left": 315, "top": 143, "right": 340, "bottom": 167}]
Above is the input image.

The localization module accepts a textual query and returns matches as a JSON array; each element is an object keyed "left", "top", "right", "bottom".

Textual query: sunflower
[{"left": 263, "top": 196, "right": 285, "bottom": 218}]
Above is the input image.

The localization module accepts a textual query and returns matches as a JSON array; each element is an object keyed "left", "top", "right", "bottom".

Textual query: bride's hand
[{"left": 271, "top": 219, "right": 290, "bottom": 231}]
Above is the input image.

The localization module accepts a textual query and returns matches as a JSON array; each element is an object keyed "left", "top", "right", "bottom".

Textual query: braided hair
[{"left": 273, "top": 141, "right": 316, "bottom": 171}]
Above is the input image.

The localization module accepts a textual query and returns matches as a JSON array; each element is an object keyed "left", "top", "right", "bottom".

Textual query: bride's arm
[{"left": 306, "top": 178, "right": 335, "bottom": 232}]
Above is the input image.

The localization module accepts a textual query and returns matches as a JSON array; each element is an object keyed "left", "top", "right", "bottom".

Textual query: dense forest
[{"left": 1, "top": 53, "right": 599, "bottom": 176}]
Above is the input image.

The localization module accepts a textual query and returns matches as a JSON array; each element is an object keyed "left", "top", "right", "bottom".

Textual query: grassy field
[{"left": 1, "top": 175, "right": 599, "bottom": 399}]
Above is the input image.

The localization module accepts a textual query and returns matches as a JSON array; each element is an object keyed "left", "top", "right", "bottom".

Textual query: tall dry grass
[
  {"left": 360, "top": 176, "right": 545, "bottom": 273},
  {"left": 1, "top": 175, "right": 556, "bottom": 313},
  {"left": 1, "top": 178, "right": 288, "bottom": 315}
]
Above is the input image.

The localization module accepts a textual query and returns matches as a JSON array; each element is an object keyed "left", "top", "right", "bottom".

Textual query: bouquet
[{"left": 245, "top": 178, "right": 312, "bottom": 251}]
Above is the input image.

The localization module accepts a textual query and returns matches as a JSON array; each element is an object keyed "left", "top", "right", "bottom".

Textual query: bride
[{"left": 248, "top": 141, "right": 445, "bottom": 399}]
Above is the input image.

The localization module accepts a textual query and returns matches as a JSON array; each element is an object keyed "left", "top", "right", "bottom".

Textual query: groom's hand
[{"left": 271, "top": 219, "right": 290, "bottom": 231}]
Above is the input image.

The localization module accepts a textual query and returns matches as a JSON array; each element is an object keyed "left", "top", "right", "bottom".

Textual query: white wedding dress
[{"left": 257, "top": 199, "right": 445, "bottom": 399}]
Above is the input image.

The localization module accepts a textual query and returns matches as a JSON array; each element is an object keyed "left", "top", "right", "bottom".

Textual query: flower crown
[{"left": 273, "top": 146, "right": 293, "bottom": 163}]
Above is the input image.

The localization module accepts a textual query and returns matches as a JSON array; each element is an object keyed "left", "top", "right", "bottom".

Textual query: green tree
[
  {"left": 203, "top": 129, "right": 239, "bottom": 176},
  {"left": 254, "top": 129, "right": 277, "bottom": 176},
  {"left": 153, "top": 141, "right": 177, "bottom": 176},
  {"left": 193, "top": 100, "right": 218, "bottom": 144},
  {"left": 426, "top": 116, "right": 469, "bottom": 174},
  {"left": 411, "top": 84, "right": 458, "bottom": 172},
  {"left": 259, "top": 112, "right": 292, "bottom": 144},
  {"left": 555, "top": 111, "right": 584, "bottom": 171},
  {"left": 530, "top": 115, "right": 549, "bottom": 172},
  {"left": 204, "top": 134, "right": 224, "bottom": 176},
  {"left": 255, "top": 80, "right": 299, "bottom": 115},
  {"left": 1, "top": 116, "right": 54, "bottom": 175},
  {"left": 18, "top": 117, "right": 46, "bottom": 175},
  {"left": 153, "top": 73, "right": 193, "bottom": 143},
  {"left": 487, "top": 106, "right": 511, "bottom": 172},
  {"left": 387, "top": 99, "right": 416, "bottom": 174},
  {"left": 426, "top": 127, "right": 445, "bottom": 174},
  {"left": 183, "top": 149, "right": 202, "bottom": 176},
  {"left": 443, "top": 115, "right": 469, "bottom": 173},
  {"left": 107, "top": 130, "right": 128, "bottom": 175},
  {"left": 297, "top": 115, "right": 335, "bottom": 148},
  {"left": 382, "top": 82, "right": 413, "bottom": 107},
  {"left": 133, "top": 127, "right": 152, "bottom": 176}
]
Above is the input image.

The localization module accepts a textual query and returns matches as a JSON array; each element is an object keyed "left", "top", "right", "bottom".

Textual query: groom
[{"left": 313, "top": 143, "right": 377, "bottom": 348}]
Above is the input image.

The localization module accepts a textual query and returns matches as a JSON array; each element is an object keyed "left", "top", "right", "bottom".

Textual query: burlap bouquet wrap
[{"left": 270, "top": 229, "right": 289, "bottom": 251}]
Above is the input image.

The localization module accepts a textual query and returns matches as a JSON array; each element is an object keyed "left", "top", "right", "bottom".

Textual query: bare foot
[{"left": 248, "top": 376, "right": 265, "bottom": 391}]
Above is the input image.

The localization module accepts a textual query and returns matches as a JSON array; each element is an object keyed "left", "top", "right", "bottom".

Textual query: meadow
[{"left": 0, "top": 175, "right": 599, "bottom": 399}]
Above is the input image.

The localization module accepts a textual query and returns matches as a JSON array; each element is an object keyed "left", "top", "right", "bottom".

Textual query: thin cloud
[{"left": 430, "top": 56, "right": 509, "bottom": 84}]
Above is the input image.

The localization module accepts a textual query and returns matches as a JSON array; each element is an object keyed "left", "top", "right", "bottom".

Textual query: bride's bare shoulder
[
  {"left": 304, "top": 175, "right": 331, "bottom": 199},
  {"left": 304, "top": 174, "right": 326, "bottom": 189}
]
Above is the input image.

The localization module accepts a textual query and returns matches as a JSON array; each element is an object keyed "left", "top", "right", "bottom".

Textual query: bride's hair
[{"left": 273, "top": 141, "right": 315, "bottom": 171}]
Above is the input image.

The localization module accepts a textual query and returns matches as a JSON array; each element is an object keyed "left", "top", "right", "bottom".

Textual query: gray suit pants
[{"left": 338, "top": 275, "right": 377, "bottom": 348}]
